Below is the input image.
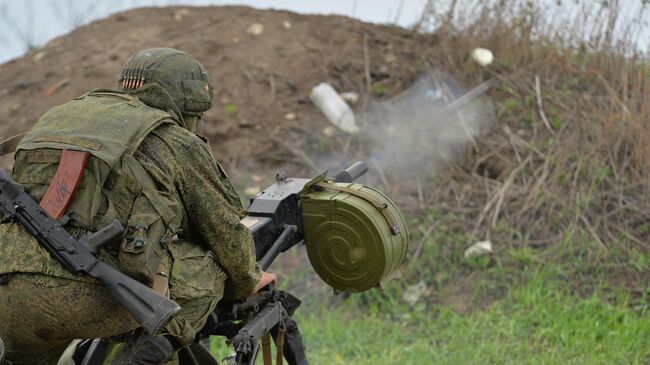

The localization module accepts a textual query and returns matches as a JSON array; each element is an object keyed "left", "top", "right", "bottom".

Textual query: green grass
[
  {"left": 296, "top": 272, "right": 649, "bottom": 365},
  {"left": 209, "top": 212, "right": 649, "bottom": 364},
  {"left": 210, "top": 269, "right": 649, "bottom": 364}
]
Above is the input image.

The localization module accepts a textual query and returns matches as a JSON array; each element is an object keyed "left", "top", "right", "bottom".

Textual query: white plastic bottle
[{"left": 309, "top": 83, "right": 359, "bottom": 134}]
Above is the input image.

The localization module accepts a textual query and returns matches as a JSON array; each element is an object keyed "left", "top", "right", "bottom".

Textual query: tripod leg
[{"left": 271, "top": 318, "right": 308, "bottom": 365}]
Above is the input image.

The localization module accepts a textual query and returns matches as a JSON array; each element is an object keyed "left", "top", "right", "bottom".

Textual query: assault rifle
[{"left": 0, "top": 169, "right": 180, "bottom": 335}]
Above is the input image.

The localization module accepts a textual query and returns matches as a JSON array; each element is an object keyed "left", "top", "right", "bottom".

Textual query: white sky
[{"left": 0, "top": 0, "right": 648, "bottom": 64}]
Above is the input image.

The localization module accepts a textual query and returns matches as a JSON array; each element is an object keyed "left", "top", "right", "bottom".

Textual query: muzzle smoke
[
  {"left": 273, "top": 70, "right": 498, "bottom": 302},
  {"left": 327, "top": 70, "right": 496, "bottom": 188}
]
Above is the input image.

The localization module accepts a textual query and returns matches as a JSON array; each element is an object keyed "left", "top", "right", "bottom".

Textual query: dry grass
[
  {"left": 270, "top": 0, "right": 650, "bottom": 306},
  {"left": 284, "top": 2, "right": 650, "bottom": 293},
  {"left": 397, "top": 0, "right": 650, "bottom": 291}
]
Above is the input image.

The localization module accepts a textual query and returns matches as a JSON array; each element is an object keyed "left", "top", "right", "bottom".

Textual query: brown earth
[
  {"left": 1, "top": 4, "right": 648, "bottom": 308},
  {"left": 0, "top": 5, "right": 428, "bottom": 187},
  {"left": 0, "top": 5, "right": 441, "bottom": 307}
]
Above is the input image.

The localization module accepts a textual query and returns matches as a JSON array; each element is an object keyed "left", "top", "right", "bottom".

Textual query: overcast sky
[
  {"left": 0, "top": 0, "right": 648, "bottom": 64},
  {"left": 0, "top": 0, "right": 427, "bottom": 64}
]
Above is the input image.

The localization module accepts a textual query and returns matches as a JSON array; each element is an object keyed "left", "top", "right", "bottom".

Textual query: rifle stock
[
  {"left": 87, "top": 260, "right": 178, "bottom": 334},
  {"left": 0, "top": 169, "right": 180, "bottom": 335}
]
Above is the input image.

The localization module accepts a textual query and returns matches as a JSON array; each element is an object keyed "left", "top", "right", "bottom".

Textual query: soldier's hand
[{"left": 254, "top": 271, "right": 278, "bottom": 292}]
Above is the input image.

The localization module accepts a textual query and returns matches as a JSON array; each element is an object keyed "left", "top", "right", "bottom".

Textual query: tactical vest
[{"left": 6, "top": 90, "right": 182, "bottom": 284}]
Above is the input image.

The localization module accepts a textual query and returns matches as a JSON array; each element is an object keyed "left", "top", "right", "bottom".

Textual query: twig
[
  {"left": 502, "top": 126, "right": 545, "bottom": 159},
  {"left": 429, "top": 70, "right": 493, "bottom": 150},
  {"left": 413, "top": 0, "right": 435, "bottom": 33},
  {"left": 472, "top": 186, "right": 501, "bottom": 237},
  {"left": 412, "top": 222, "right": 437, "bottom": 262},
  {"left": 506, "top": 129, "right": 523, "bottom": 163},
  {"left": 521, "top": 148, "right": 552, "bottom": 212},
  {"left": 363, "top": 33, "right": 372, "bottom": 90},
  {"left": 579, "top": 215, "right": 608, "bottom": 252},
  {"left": 534, "top": 75, "right": 554, "bottom": 134},
  {"left": 393, "top": 0, "right": 405, "bottom": 24},
  {"left": 416, "top": 178, "right": 424, "bottom": 210},
  {"left": 471, "top": 142, "right": 508, "bottom": 173},
  {"left": 491, "top": 156, "right": 531, "bottom": 228}
]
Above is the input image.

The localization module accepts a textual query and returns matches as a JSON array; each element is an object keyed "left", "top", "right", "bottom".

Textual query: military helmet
[{"left": 120, "top": 48, "right": 213, "bottom": 116}]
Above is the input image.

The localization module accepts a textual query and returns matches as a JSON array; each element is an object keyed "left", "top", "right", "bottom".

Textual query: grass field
[
  {"left": 211, "top": 269, "right": 649, "bottom": 364},
  {"left": 297, "top": 272, "right": 649, "bottom": 365},
  {"left": 210, "top": 224, "right": 649, "bottom": 365}
]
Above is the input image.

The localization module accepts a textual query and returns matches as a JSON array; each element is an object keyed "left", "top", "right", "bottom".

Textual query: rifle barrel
[{"left": 331, "top": 161, "right": 368, "bottom": 183}]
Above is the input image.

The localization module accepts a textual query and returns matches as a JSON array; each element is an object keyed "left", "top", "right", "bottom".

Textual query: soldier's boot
[{"left": 112, "top": 329, "right": 174, "bottom": 365}]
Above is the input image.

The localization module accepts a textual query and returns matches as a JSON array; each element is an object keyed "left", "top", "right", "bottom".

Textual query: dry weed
[{"left": 401, "top": 0, "right": 650, "bottom": 289}]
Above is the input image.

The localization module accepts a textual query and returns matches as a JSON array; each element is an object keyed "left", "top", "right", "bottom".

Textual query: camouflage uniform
[{"left": 0, "top": 49, "right": 261, "bottom": 365}]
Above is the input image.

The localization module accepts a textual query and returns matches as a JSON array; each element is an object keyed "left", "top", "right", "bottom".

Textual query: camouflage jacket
[{"left": 0, "top": 91, "right": 260, "bottom": 300}]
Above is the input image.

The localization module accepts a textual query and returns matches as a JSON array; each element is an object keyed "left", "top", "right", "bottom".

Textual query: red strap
[{"left": 39, "top": 150, "right": 90, "bottom": 220}]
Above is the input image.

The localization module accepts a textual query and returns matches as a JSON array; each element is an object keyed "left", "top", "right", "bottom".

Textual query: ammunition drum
[{"left": 301, "top": 182, "right": 409, "bottom": 292}]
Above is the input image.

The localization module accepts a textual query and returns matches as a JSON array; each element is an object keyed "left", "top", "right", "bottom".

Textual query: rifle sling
[
  {"left": 315, "top": 182, "right": 400, "bottom": 235},
  {"left": 262, "top": 334, "right": 273, "bottom": 365},
  {"left": 39, "top": 149, "right": 90, "bottom": 220},
  {"left": 275, "top": 323, "right": 285, "bottom": 365}
]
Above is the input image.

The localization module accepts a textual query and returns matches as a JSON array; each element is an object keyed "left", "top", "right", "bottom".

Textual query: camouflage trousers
[{"left": 0, "top": 240, "right": 226, "bottom": 365}]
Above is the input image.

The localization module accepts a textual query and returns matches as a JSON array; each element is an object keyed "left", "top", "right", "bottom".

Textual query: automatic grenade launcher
[
  {"left": 247, "top": 160, "right": 409, "bottom": 292},
  {"left": 197, "top": 161, "right": 411, "bottom": 365}
]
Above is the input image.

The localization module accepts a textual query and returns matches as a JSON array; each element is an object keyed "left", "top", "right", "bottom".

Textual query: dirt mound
[
  {"left": 0, "top": 5, "right": 427, "bottom": 180},
  {"left": 1, "top": 4, "right": 648, "bottom": 303}
]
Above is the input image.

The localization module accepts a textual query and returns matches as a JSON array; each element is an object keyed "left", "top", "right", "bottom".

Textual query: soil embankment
[
  {"left": 1, "top": 5, "right": 648, "bottom": 303},
  {"left": 0, "top": 6, "right": 427, "bottom": 177}
]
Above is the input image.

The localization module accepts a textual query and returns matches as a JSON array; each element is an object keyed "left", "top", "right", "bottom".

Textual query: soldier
[{"left": 0, "top": 48, "right": 276, "bottom": 365}]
